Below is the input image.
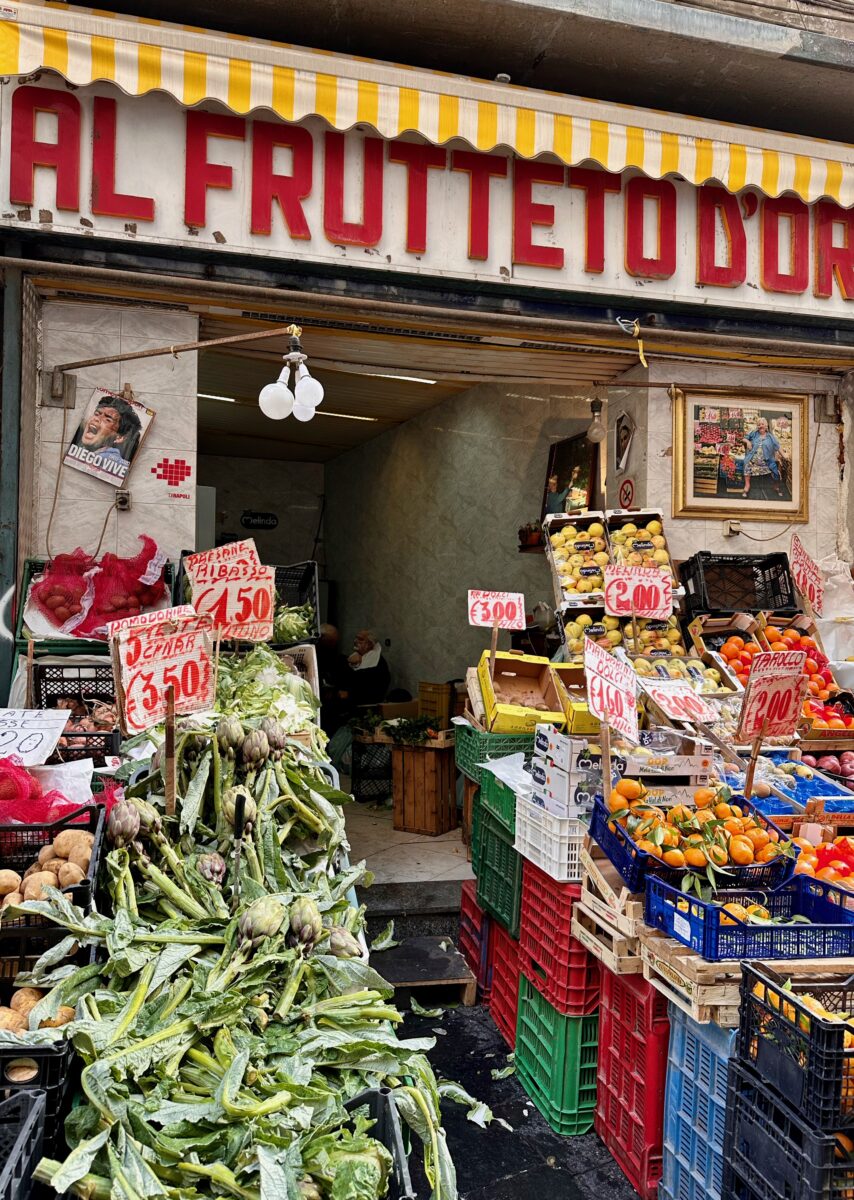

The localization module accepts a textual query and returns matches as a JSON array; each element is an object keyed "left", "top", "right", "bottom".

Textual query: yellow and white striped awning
[{"left": 3, "top": 0, "right": 854, "bottom": 207}]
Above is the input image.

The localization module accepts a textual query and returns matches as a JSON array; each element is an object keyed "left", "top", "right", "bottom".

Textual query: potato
[
  {"left": 22, "top": 871, "right": 58, "bottom": 901},
  {"left": 57, "top": 862, "right": 85, "bottom": 888},
  {"left": 0, "top": 1008, "right": 27, "bottom": 1033},
  {"left": 1, "top": 891, "right": 23, "bottom": 910},
  {"left": 37, "top": 844, "right": 56, "bottom": 865},
  {"left": 40, "top": 858, "right": 65, "bottom": 877},
  {"left": 39, "top": 1005, "right": 74, "bottom": 1029},
  {"left": 0, "top": 870, "right": 21, "bottom": 896},
  {"left": 23, "top": 864, "right": 40, "bottom": 879},
  {"left": 10, "top": 988, "right": 43, "bottom": 1015},
  {"left": 67, "top": 848, "right": 91, "bottom": 873},
  {"left": 52, "top": 830, "right": 94, "bottom": 859}
]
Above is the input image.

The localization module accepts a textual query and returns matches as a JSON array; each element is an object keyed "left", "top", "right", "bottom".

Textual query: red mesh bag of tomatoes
[
  {"left": 28, "top": 548, "right": 96, "bottom": 634},
  {"left": 75, "top": 535, "right": 168, "bottom": 639}
]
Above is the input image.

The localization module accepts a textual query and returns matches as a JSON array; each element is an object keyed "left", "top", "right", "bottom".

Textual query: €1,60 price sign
[
  {"left": 737, "top": 649, "right": 808, "bottom": 742},
  {"left": 584, "top": 636, "right": 639, "bottom": 744},
  {"left": 109, "top": 608, "right": 216, "bottom": 734},
  {"left": 790, "top": 534, "right": 824, "bottom": 617},
  {"left": 637, "top": 678, "right": 718, "bottom": 725},
  {"left": 467, "top": 590, "right": 525, "bottom": 630},
  {"left": 191, "top": 565, "right": 275, "bottom": 642},
  {"left": 603, "top": 566, "right": 673, "bottom": 620}
]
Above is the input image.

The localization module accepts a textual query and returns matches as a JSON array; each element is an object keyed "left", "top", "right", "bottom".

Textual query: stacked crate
[{"left": 458, "top": 879, "right": 490, "bottom": 1000}]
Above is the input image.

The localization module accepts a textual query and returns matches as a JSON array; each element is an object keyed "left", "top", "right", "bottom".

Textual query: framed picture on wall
[
  {"left": 672, "top": 389, "right": 809, "bottom": 522},
  {"left": 63, "top": 388, "right": 155, "bottom": 488},
  {"left": 542, "top": 434, "right": 598, "bottom": 521},
  {"left": 615, "top": 411, "right": 635, "bottom": 476}
]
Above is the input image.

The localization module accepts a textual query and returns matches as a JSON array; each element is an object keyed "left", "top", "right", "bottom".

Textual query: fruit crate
[
  {"left": 474, "top": 807, "right": 523, "bottom": 938},
  {"left": 518, "top": 860, "right": 600, "bottom": 1015},
  {"left": 345, "top": 1089, "right": 416, "bottom": 1200},
  {"left": 0, "top": 805, "right": 105, "bottom": 938},
  {"left": 454, "top": 723, "right": 536, "bottom": 787},
  {"left": 723, "top": 1059, "right": 854, "bottom": 1200},
  {"left": 589, "top": 795, "right": 794, "bottom": 893},
  {"left": 418, "top": 682, "right": 452, "bottom": 729},
  {"left": 514, "top": 793, "right": 586, "bottom": 883},
  {"left": 646, "top": 873, "right": 854, "bottom": 962},
  {"left": 485, "top": 918, "right": 520, "bottom": 1049},
  {"left": 272, "top": 561, "right": 320, "bottom": 648},
  {"left": 479, "top": 768, "right": 517, "bottom": 837},
  {"left": 458, "top": 879, "right": 490, "bottom": 997},
  {"left": 0, "top": 1091, "right": 46, "bottom": 1200},
  {"left": 679, "top": 551, "right": 799, "bottom": 618},
  {"left": 739, "top": 961, "right": 854, "bottom": 1131},
  {"left": 661, "top": 1005, "right": 736, "bottom": 1200},
  {"left": 514, "top": 974, "right": 599, "bottom": 1136},
  {"left": 595, "top": 971, "right": 670, "bottom": 1200}
]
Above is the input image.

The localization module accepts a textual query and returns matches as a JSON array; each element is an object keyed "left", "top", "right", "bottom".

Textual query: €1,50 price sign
[
  {"left": 790, "top": 534, "right": 824, "bottom": 617},
  {"left": 637, "top": 678, "right": 718, "bottom": 725},
  {"left": 737, "top": 649, "right": 808, "bottom": 742},
  {"left": 467, "top": 590, "right": 526, "bottom": 630},
  {"left": 191, "top": 565, "right": 275, "bottom": 642},
  {"left": 603, "top": 566, "right": 673, "bottom": 620},
  {"left": 584, "top": 636, "right": 639, "bottom": 744}
]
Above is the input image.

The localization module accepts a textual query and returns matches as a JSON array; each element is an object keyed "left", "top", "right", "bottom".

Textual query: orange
[
  {"left": 792, "top": 837, "right": 816, "bottom": 852},
  {"left": 834, "top": 1132, "right": 854, "bottom": 1161},
  {"left": 794, "top": 859, "right": 816, "bottom": 876},
  {"left": 663, "top": 848, "right": 686, "bottom": 869},
  {"left": 818, "top": 866, "right": 841, "bottom": 882},
  {"left": 829, "top": 718, "right": 847, "bottom": 730},
  {"left": 684, "top": 846, "right": 708, "bottom": 869},
  {"left": 667, "top": 804, "right": 693, "bottom": 825},
  {"left": 707, "top": 843, "right": 728, "bottom": 867},
  {"left": 813, "top": 719, "right": 830, "bottom": 729},
  {"left": 728, "top": 636, "right": 745, "bottom": 650},
  {"left": 723, "top": 818, "right": 745, "bottom": 837},
  {"left": 757, "top": 844, "right": 781, "bottom": 862},
  {"left": 782, "top": 629, "right": 801, "bottom": 644},
  {"left": 661, "top": 827, "right": 681, "bottom": 848},
  {"left": 828, "top": 859, "right": 852, "bottom": 874},
  {"left": 746, "top": 903, "right": 770, "bottom": 920},
  {"left": 730, "top": 805, "right": 744, "bottom": 818},
  {"left": 720, "top": 902, "right": 748, "bottom": 925},
  {"left": 616, "top": 778, "right": 646, "bottom": 801},
  {"left": 808, "top": 681, "right": 821, "bottom": 696},
  {"left": 745, "top": 828, "right": 771, "bottom": 851},
  {"left": 729, "top": 835, "right": 755, "bottom": 866},
  {"left": 800, "top": 636, "right": 817, "bottom": 651},
  {"left": 714, "top": 802, "right": 733, "bottom": 819},
  {"left": 694, "top": 809, "right": 717, "bottom": 826},
  {"left": 693, "top": 787, "right": 717, "bottom": 809},
  {"left": 818, "top": 690, "right": 832, "bottom": 702},
  {"left": 766, "top": 628, "right": 784, "bottom": 641},
  {"left": 608, "top": 789, "right": 630, "bottom": 813},
  {"left": 636, "top": 839, "right": 662, "bottom": 858},
  {"left": 800, "top": 853, "right": 819, "bottom": 869}
]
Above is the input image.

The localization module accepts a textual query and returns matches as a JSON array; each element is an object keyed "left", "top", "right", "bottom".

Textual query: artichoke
[
  {"left": 216, "top": 716, "right": 244, "bottom": 759},
  {"left": 222, "top": 786, "right": 257, "bottom": 830},
  {"left": 241, "top": 729, "right": 270, "bottom": 768},
  {"left": 177, "top": 720, "right": 207, "bottom": 759},
  {"left": 328, "top": 926, "right": 363, "bottom": 959},
  {"left": 150, "top": 745, "right": 163, "bottom": 777},
  {"left": 238, "top": 896, "right": 286, "bottom": 949},
  {"left": 289, "top": 897, "right": 323, "bottom": 947},
  {"left": 107, "top": 798, "right": 141, "bottom": 848},
  {"left": 197, "top": 852, "right": 226, "bottom": 886},
  {"left": 298, "top": 1182, "right": 322, "bottom": 1200},
  {"left": 259, "top": 717, "right": 287, "bottom": 759}
]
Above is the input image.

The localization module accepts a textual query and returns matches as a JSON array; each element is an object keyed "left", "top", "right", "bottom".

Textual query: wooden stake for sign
[
  {"left": 489, "top": 618, "right": 500, "bottom": 681},
  {"left": 165, "top": 685, "right": 177, "bottom": 817},
  {"left": 600, "top": 721, "right": 612, "bottom": 796},
  {"left": 213, "top": 629, "right": 222, "bottom": 697},
  {"left": 743, "top": 720, "right": 768, "bottom": 802}
]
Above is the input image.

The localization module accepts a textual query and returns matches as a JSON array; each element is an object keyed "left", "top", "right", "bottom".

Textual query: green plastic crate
[
  {"left": 475, "top": 807, "right": 522, "bottom": 937},
  {"left": 471, "top": 793, "right": 483, "bottom": 873},
  {"left": 455, "top": 724, "right": 536, "bottom": 786},
  {"left": 515, "top": 975, "right": 599, "bottom": 1136},
  {"left": 480, "top": 770, "right": 517, "bottom": 836}
]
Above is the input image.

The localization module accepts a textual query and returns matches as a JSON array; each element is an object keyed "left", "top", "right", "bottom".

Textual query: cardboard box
[
  {"left": 688, "top": 613, "right": 762, "bottom": 657},
  {"left": 376, "top": 700, "right": 420, "bottom": 720},
  {"left": 477, "top": 650, "right": 568, "bottom": 734},
  {"left": 550, "top": 670, "right": 602, "bottom": 736},
  {"left": 531, "top": 778, "right": 599, "bottom": 819}
]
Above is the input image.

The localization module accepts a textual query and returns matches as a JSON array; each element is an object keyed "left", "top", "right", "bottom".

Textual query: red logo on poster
[{"left": 152, "top": 458, "right": 192, "bottom": 486}]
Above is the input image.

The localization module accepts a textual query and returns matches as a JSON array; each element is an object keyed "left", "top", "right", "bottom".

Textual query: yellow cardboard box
[
  {"left": 552, "top": 667, "right": 601, "bottom": 735},
  {"left": 477, "top": 650, "right": 569, "bottom": 733}
]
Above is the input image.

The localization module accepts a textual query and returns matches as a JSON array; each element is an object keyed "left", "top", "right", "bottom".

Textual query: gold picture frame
[{"left": 672, "top": 389, "right": 809, "bottom": 523}]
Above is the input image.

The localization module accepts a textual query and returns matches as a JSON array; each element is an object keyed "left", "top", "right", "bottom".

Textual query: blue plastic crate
[
  {"left": 662, "top": 1005, "right": 736, "bottom": 1200},
  {"left": 589, "top": 795, "right": 795, "bottom": 892},
  {"left": 646, "top": 873, "right": 854, "bottom": 961}
]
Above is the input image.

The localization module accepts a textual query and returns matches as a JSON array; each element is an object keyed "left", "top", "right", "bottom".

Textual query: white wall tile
[
  {"left": 133, "top": 392, "right": 197, "bottom": 452},
  {"left": 41, "top": 331, "right": 122, "bottom": 393},
  {"left": 120, "top": 309, "right": 198, "bottom": 343},
  {"left": 116, "top": 337, "right": 196, "bottom": 395},
  {"left": 43, "top": 303, "right": 123, "bottom": 337},
  {"left": 116, "top": 504, "right": 196, "bottom": 561}
]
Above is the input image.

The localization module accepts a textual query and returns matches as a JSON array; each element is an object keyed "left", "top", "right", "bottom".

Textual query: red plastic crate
[
  {"left": 595, "top": 970, "right": 670, "bottom": 1200},
  {"left": 459, "top": 879, "right": 490, "bottom": 997},
  {"left": 485, "top": 919, "right": 520, "bottom": 1050},
  {"left": 518, "top": 859, "right": 601, "bottom": 1015}
]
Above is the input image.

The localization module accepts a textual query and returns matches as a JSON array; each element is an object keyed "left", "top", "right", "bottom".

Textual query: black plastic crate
[
  {"left": 739, "top": 961, "right": 854, "bottom": 1131},
  {"left": 30, "top": 661, "right": 116, "bottom": 709},
  {"left": 47, "top": 729, "right": 120, "bottom": 767},
  {"left": 723, "top": 1059, "right": 854, "bottom": 1200},
  {"left": 0, "top": 1092, "right": 46, "bottom": 1200},
  {"left": 273, "top": 561, "right": 320, "bottom": 647},
  {"left": 680, "top": 552, "right": 799, "bottom": 617},
  {"left": 352, "top": 741, "right": 392, "bottom": 802},
  {"left": 345, "top": 1088, "right": 416, "bottom": 1200},
  {"left": 0, "top": 806, "right": 104, "bottom": 938}
]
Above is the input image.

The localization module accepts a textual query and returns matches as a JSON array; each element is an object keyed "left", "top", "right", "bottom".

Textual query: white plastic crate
[{"left": 513, "top": 793, "right": 586, "bottom": 882}]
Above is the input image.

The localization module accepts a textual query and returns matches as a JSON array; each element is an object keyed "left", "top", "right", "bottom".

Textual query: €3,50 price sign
[
  {"left": 584, "top": 636, "right": 639, "bottom": 744},
  {"left": 604, "top": 566, "right": 673, "bottom": 620},
  {"left": 467, "top": 590, "right": 526, "bottom": 630},
  {"left": 737, "top": 649, "right": 808, "bottom": 742},
  {"left": 790, "top": 534, "right": 824, "bottom": 617}
]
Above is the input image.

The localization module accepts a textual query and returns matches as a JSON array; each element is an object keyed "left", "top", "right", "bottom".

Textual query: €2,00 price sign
[
  {"left": 604, "top": 566, "right": 673, "bottom": 620},
  {"left": 737, "top": 649, "right": 809, "bottom": 742},
  {"left": 191, "top": 565, "right": 275, "bottom": 642},
  {"left": 467, "top": 590, "right": 526, "bottom": 630},
  {"left": 108, "top": 607, "right": 216, "bottom": 734},
  {"left": 637, "top": 678, "right": 718, "bottom": 725},
  {"left": 584, "top": 636, "right": 639, "bottom": 744},
  {"left": 791, "top": 534, "right": 824, "bottom": 617}
]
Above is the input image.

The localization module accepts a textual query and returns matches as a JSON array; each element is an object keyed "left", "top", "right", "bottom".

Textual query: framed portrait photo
[
  {"left": 63, "top": 388, "right": 155, "bottom": 488},
  {"left": 672, "top": 390, "right": 809, "bottom": 523},
  {"left": 541, "top": 434, "right": 598, "bottom": 522}
]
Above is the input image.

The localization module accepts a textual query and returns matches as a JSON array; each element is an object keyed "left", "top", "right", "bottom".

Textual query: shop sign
[
  {"left": 637, "top": 678, "right": 718, "bottom": 724},
  {"left": 584, "top": 638, "right": 638, "bottom": 744},
  {"left": 790, "top": 534, "right": 824, "bottom": 616},
  {"left": 467, "top": 590, "right": 526, "bottom": 630},
  {"left": 3, "top": 80, "right": 854, "bottom": 320},
  {"left": 737, "top": 649, "right": 808, "bottom": 741},
  {"left": 603, "top": 566, "right": 672, "bottom": 620},
  {"left": 241, "top": 511, "right": 279, "bottom": 530}
]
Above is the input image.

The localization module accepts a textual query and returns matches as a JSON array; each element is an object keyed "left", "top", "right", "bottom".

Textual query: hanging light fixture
[
  {"left": 586, "top": 397, "right": 607, "bottom": 444},
  {"left": 258, "top": 325, "right": 325, "bottom": 423}
]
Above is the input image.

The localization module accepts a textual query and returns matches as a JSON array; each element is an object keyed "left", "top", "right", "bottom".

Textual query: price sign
[
  {"left": 584, "top": 637, "right": 639, "bottom": 743},
  {"left": 790, "top": 534, "right": 824, "bottom": 616},
  {"left": 106, "top": 604, "right": 198, "bottom": 637},
  {"left": 191, "top": 564, "right": 275, "bottom": 641},
  {"left": 110, "top": 610, "right": 216, "bottom": 735},
  {"left": 184, "top": 539, "right": 261, "bottom": 587},
  {"left": 467, "top": 590, "right": 526, "bottom": 630},
  {"left": 737, "top": 650, "right": 808, "bottom": 742},
  {"left": 604, "top": 566, "right": 673, "bottom": 620},
  {"left": 637, "top": 679, "right": 718, "bottom": 724}
]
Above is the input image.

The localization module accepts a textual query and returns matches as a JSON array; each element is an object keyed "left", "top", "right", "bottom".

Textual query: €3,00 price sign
[
  {"left": 109, "top": 607, "right": 216, "bottom": 734},
  {"left": 737, "top": 649, "right": 809, "bottom": 742},
  {"left": 584, "top": 636, "right": 639, "bottom": 744},
  {"left": 603, "top": 566, "right": 673, "bottom": 620},
  {"left": 467, "top": 590, "right": 526, "bottom": 630},
  {"left": 637, "top": 678, "right": 718, "bottom": 725},
  {"left": 790, "top": 534, "right": 824, "bottom": 617}
]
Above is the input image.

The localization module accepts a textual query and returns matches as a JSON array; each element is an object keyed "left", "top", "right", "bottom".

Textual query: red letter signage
[
  {"left": 761, "top": 196, "right": 809, "bottom": 295},
  {"left": 567, "top": 167, "right": 622, "bottom": 273},
  {"left": 184, "top": 111, "right": 245, "bottom": 228},
  {"left": 250, "top": 120, "right": 313, "bottom": 238},
  {"left": 697, "top": 186, "right": 746, "bottom": 287},
  {"left": 513, "top": 160, "right": 565, "bottom": 269},
  {"left": 450, "top": 150, "right": 508, "bottom": 260},
  {"left": 91, "top": 97, "right": 155, "bottom": 222},
  {"left": 625, "top": 177, "right": 677, "bottom": 278},
  {"left": 388, "top": 141, "right": 447, "bottom": 254},
  {"left": 10, "top": 85, "right": 81, "bottom": 211},
  {"left": 323, "top": 132, "right": 384, "bottom": 246},
  {"left": 814, "top": 200, "right": 854, "bottom": 300}
]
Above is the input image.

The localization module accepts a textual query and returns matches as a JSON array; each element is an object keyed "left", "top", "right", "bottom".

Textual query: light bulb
[
  {"left": 587, "top": 416, "right": 607, "bottom": 444},
  {"left": 259, "top": 381, "right": 294, "bottom": 420},
  {"left": 292, "top": 402, "right": 315, "bottom": 423},
  {"left": 295, "top": 364, "right": 324, "bottom": 408}
]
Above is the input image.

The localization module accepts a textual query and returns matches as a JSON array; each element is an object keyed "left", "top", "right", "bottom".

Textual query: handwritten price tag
[
  {"left": 468, "top": 590, "right": 526, "bottom": 630},
  {"left": 737, "top": 650, "right": 808, "bottom": 741},
  {"left": 191, "top": 565, "right": 275, "bottom": 641},
  {"left": 184, "top": 539, "right": 261, "bottom": 586},
  {"left": 637, "top": 679, "right": 718, "bottom": 724},
  {"left": 791, "top": 534, "right": 824, "bottom": 617},
  {"left": 584, "top": 638, "right": 639, "bottom": 743},
  {"left": 604, "top": 566, "right": 673, "bottom": 620},
  {"left": 110, "top": 610, "right": 216, "bottom": 735}
]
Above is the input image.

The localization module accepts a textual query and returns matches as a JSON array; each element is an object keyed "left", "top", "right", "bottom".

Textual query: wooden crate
[
  {"left": 579, "top": 841, "right": 645, "bottom": 940},
  {"left": 392, "top": 744, "right": 458, "bottom": 836},
  {"left": 571, "top": 905, "right": 643, "bottom": 975}
]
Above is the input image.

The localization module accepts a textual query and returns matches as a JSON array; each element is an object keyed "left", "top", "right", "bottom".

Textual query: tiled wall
[{"left": 35, "top": 302, "right": 198, "bottom": 561}]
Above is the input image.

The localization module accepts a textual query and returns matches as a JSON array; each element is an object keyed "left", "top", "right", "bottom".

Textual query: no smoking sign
[{"left": 619, "top": 478, "right": 635, "bottom": 508}]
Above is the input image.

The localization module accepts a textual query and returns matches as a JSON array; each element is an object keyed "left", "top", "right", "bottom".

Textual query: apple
[{"left": 801, "top": 755, "right": 817, "bottom": 767}]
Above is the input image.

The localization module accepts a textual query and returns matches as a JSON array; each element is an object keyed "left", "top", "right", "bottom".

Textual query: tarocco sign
[{"left": 3, "top": 77, "right": 854, "bottom": 318}]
